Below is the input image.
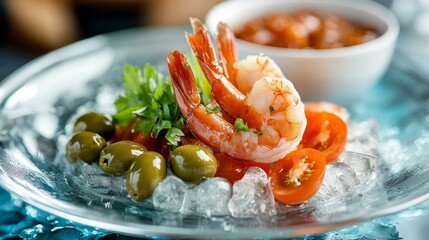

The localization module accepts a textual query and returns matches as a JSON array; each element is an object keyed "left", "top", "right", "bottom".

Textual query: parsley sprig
[
  {"left": 235, "top": 118, "right": 249, "bottom": 132},
  {"left": 235, "top": 118, "right": 263, "bottom": 136},
  {"left": 113, "top": 64, "right": 185, "bottom": 146},
  {"left": 113, "top": 56, "right": 214, "bottom": 147}
]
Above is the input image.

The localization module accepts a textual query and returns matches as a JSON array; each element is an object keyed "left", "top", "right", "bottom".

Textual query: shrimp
[
  {"left": 167, "top": 19, "right": 306, "bottom": 163},
  {"left": 216, "top": 21, "right": 284, "bottom": 95}
]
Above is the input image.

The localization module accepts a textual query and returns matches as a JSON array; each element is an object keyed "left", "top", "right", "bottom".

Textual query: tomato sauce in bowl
[
  {"left": 235, "top": 11, "right": 379, "bottom": 49},
  {"left": 206, "top": 0, "right": 399, "bottom": 99}
]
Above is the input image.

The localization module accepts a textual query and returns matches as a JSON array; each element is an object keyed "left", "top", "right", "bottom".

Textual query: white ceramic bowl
[{"left": 206, "top": 0, "right": 399, "bottom": 100}]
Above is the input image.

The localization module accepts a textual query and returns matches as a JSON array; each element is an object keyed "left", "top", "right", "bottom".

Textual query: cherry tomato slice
[
  {"left": 110, "top": 119, "right": 162, "bottom": 152},
  {"left": 304, "top": 101, "right": 349, "bottom": 122},
  {"left": 269, "top": 148, "right": 326, "bottom": 205},
  {"left": 214, "top": 153, "right": 271, "bottom": 184},
  {"left": 110, "top": 120, "right": 136, "bottom": 143},
  {"left": 300, "top": 111, "right": 347, "bottom": 163},
  {"left": 132, "top": 131, "right": 163, "bottom": 152}
]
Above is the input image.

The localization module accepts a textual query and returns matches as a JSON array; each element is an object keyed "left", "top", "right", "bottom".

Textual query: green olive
[
  {"left": 66, "top": 131, "right": 107, "bottom": 164},
  {"left": 99, "top": 140, "right": 147, "bottom": 175},
  {"left": 126, "top": 151, "right": 166, "bottom": 200},
  {"left": 73, "top": 111, "right": 115, "bottom": 140},
  {"left": 170, "top": 145, "right": 218, "bottom": 183}
]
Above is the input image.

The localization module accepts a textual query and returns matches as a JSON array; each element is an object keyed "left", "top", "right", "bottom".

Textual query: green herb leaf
[
  {"left": 113, "top": 64, "right": 185, "bottom": 146},
  {"left": 166, "top": 127, "right": 185, "bottom": 146},
  {"left": 253, "top": 130, "right": 263, "bottom": 136},
  {"left": 132, "top": 107, "right": 159, "bottom": 136},
  {"left": 235, "top": 118, "right": 249, "bottom": 132},
  {"left": 152, "top": 120, "right": 172, "bottom": 138},
  {"left": 113, "top": 60, "right": 213, "bottom": 146},
  {"left": 112, "top": 105, "right": 141, "bottom": 126},
  {"left": 135, "top": 117, "right": 157, "bottom": 137},
  {"left": 257, "top": 181, "right": 264, "bottom": 192},
  {"left": 174, "top": 117, "right": 185, "bottom": 130},
  {"left": 269, "top": 105, "right": 275, "bottom": 112},
  {"left": 206, "top": 105, "right": 221, "bottom": 113},
  {"left": 188, "top": 52, "right": 213, "bottom": 106}
]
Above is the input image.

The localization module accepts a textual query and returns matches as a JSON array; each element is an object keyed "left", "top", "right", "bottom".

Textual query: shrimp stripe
[
  {"left": 187, "top": 18, "right": 264, "bottom": 129},
  {"left": 168, "top": 51, "right": 234, "bottom": 150},
  {"left": 216, "top": 22, "right": 239, "bottom": 85}
]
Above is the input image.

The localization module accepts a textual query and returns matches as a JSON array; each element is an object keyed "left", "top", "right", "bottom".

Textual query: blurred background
[
  {"left": 0, "top": 0, "right": 222, "bottom": 79},
  {"left": 2, "top": 0, "right": 429, "bottom": 80}
]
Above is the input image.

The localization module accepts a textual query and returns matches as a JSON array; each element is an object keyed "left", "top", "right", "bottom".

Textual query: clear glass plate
[{"left": 0, "top": 27, "right": 428, "bottom": 239}]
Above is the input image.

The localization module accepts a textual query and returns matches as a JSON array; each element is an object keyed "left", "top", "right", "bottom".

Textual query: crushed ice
[
  {"left": 181, "top": 177, "right": 231, "bottom": 216},
  {"left": 314, "top": 161, "right": 361, "bottom": 201},
  {"left": 153, "top": 176, "right": 187, "bottom": 212},
  {"left": 61, "top": 117, "right": 383, "bottom": 218},
  {"left": 346, "top": 119, "right": 380, "bottom": 157},
  {"left": 153, "top": 176, "right": 231, "bottom": 216},
  {"left": 228, "top": 167, "right": 276, "bottom": 218}
]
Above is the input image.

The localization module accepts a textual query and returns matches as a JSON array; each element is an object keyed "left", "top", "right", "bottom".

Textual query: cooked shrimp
[
  {"left": 186, "top": 18, "right": 264, "bottom": 129},
  {"left": 216, "top": 22, "right": 284, "bottom": 94},
  {"left": 215, "top": 21, "right": 239, "bottom": 85},
  {"left": 187, "top": 18, "right": 305, "bottom": 138},
  {"left": 168, "top": 51, "right": 305, "bottom": 163},
  {"left": 167, "top": 19, "right": 306, "bottom": 163},
  {"left": 186, "top": 18, "right": 288, "bottom": 129}
]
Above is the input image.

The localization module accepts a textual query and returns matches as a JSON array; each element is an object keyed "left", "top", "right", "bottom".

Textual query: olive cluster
[{"left": 65, "top": 112, "right": 218, "bottom": 201}]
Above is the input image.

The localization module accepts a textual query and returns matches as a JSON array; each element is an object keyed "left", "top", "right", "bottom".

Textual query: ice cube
[
  {"left": 196, "top": 178, "right": 231, "bottom": 216},
  {"left": 180, "top": 186, "right": 198, "bottom": 215},
  {"left": 346, "top": 119, "right": 380, "bottom": 159},
  {"left": 181, "top": 177, "right": 231, "bottom": 217},
  {"left": 228, "top": 167, "right": 276, "bottom": 218},
  {"left": 313, "top": 162, "right": 360, "bottom": 201},
  {"left": 153, "top": 176, "right": 188, "bottom": 212},
  {"left": 338, "top": 151, "right": 377, "bottom": 183}
]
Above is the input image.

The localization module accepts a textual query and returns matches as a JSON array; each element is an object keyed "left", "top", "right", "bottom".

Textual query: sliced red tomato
[
  {"left": 269, "top": 148, "right": 326, "bottom": 205},
  {"left": 111, "top": 118, "right": 148, "bottom": 143},
  {"left": 304, "top": 101, "right": 349, "bottom": 122},
  {"left": 110, "top": 119, "right": 162, "bottom": 152},
  {"left": 214, "top": 153, "right": 271, "bottom": 184},
  {"left": 300, "top": 111, "right": 347, "bottom": 163},
  {"left": 132, "top": 131, "right": 163, "bottom": 152}
]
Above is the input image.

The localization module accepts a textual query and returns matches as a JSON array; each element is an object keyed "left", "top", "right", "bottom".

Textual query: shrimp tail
[
  {"left": 186, "top": 18, "right": 264, "bottom": 129},
  {"left": 216, "top": 22, "right": 238, "bottom": 85},
  {"left": 167, "top": 50, "right": 234, "bottom": 150},
  {"left": 186, "top": 17, "right": 224, "bottom": 85},
  {"left": 167, "top": 50, "right": 200, "bottom": 116}
]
